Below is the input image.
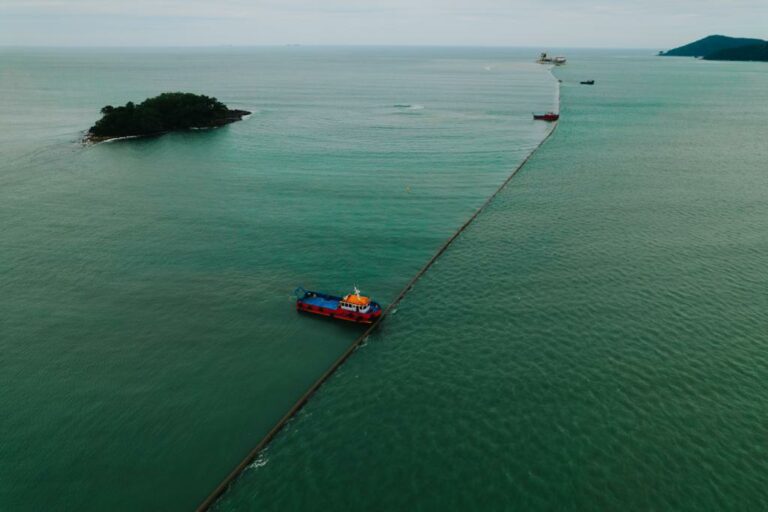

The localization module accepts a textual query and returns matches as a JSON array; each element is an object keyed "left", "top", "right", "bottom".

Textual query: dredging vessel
[
  {"left": 295, "top": 287, "right": 383, "bottom": 324},
  {"left": 536, "top": 52, "right": 567, "bottom": 65}
]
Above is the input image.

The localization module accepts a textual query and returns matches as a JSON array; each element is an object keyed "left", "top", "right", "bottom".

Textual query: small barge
[
  {"left": 533, "top": 112, "right": 560, "bottom": 122},
  {"left": 295, "top": 287, "right": 383, "bottom": 324}
]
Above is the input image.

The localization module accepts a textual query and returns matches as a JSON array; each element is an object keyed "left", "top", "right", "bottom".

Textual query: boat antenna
[{"left": 353, "top": 285, "right": 361, "bottom": 297}]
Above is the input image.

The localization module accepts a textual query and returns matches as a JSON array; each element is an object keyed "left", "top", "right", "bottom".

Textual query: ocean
[
  {"left": 212, "top": 51, "right": 768, "bottom": 510},
  {"left": 1, "top": 47, "right": 556, "bottom": 510}
]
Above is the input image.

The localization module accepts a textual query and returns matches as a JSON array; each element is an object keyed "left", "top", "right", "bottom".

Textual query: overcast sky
[{"left": 1, "top": 0, "right": 766, "bottom": 48}]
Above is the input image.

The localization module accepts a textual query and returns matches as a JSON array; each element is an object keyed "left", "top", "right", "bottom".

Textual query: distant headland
[
  {"left": 659, "top": 35, "right": 768, "bottom": 62},
  {"left": 86, "top": 92, "right": 250, "bottom": 143}
]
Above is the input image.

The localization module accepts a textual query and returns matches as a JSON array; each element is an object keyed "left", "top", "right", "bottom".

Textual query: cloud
[
  {"left": 0, "top": 0, "right": 766, "bottom": 46},
  {"left": 2, "top": 0, "right": 255, "bottom": 18}
]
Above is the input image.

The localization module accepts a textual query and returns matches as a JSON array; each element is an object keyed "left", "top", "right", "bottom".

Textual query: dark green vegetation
[
  {"left": 87, "top": 92, "right": 250, "bottom": 141},
  {"left": 660, "top": 35, "right": 768, "bottom": 61},
  {"left": 706, "top": 41, "right": 768, "bottom": 61}
]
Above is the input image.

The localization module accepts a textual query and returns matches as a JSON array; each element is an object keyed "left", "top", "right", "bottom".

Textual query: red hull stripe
[{"left": 296, "top": 303, "right": 381, "bottom": 324}]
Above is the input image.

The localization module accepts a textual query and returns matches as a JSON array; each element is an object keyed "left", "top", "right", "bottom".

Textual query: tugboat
[
  {"left": 295, "top": 286, "right": 383, "bottom": 325},
  {"left": 533, "top": 112, "right": 560, "bottom": 122}
]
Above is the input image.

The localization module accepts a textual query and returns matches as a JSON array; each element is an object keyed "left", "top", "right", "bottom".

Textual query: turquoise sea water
[
  {"left": 214, "top": 53, "right": 768, "bottom": 510},
  {"left": 0, "top": 48, "right": 555, "bottom": 510}
]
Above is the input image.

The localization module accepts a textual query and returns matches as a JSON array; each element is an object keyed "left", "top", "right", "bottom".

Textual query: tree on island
[{"left": 88, "top": 92, "right": 249, "bottom": 141}]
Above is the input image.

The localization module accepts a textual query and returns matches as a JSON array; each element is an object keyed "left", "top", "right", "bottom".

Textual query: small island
[
  {"left": 659, "top": 35, "right": 768, "bottom": 62},
  {"left": 86, "top": 92, "right": 251, "bottom": 143}
]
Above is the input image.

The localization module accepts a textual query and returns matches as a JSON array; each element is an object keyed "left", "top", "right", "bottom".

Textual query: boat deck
[{"left": 301, "top": 295, "right": 339, "bottom": 310}]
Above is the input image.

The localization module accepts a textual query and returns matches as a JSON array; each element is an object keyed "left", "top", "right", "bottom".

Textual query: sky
[{"left": 0, "top": 0, "right": 766, "bottom": 48}]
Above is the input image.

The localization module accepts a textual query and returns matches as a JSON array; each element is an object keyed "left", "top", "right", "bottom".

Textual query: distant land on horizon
[{"left": 660, "top": 34, "right": 768, "bottom": 62}]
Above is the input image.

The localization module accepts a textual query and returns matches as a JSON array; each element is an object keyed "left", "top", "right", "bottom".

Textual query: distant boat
[
  {"left": 533, "top": 112, "right": 560, "bottom": 122},
  {"left": 536, "top": 52, "right": 567, "bottom": 65},
  {"left": 295, "top": 287, "right": 383, "bottom": 324},
  {"left": 580, "top": 80, "right": 595, "bottom": 85}
]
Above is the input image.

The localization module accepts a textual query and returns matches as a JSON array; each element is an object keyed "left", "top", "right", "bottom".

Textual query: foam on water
[
  {"left": 103, "top": 135, "right": 144, "bottom": 141},
  {"left": 246, "top": 453, "right": 269, "bottom": 471}
]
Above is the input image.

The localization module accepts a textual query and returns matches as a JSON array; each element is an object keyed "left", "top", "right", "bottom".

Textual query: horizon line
[{"left": 0, "top": 43, "right": 659, "bottom": 50}]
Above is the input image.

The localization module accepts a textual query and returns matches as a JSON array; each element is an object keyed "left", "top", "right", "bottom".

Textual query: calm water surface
[
  {"left": 0, "top": 47, "right": 555, "bottom": 510},
  {"left": 215, "top": 52, "right": 768, "bottom": 511}
]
